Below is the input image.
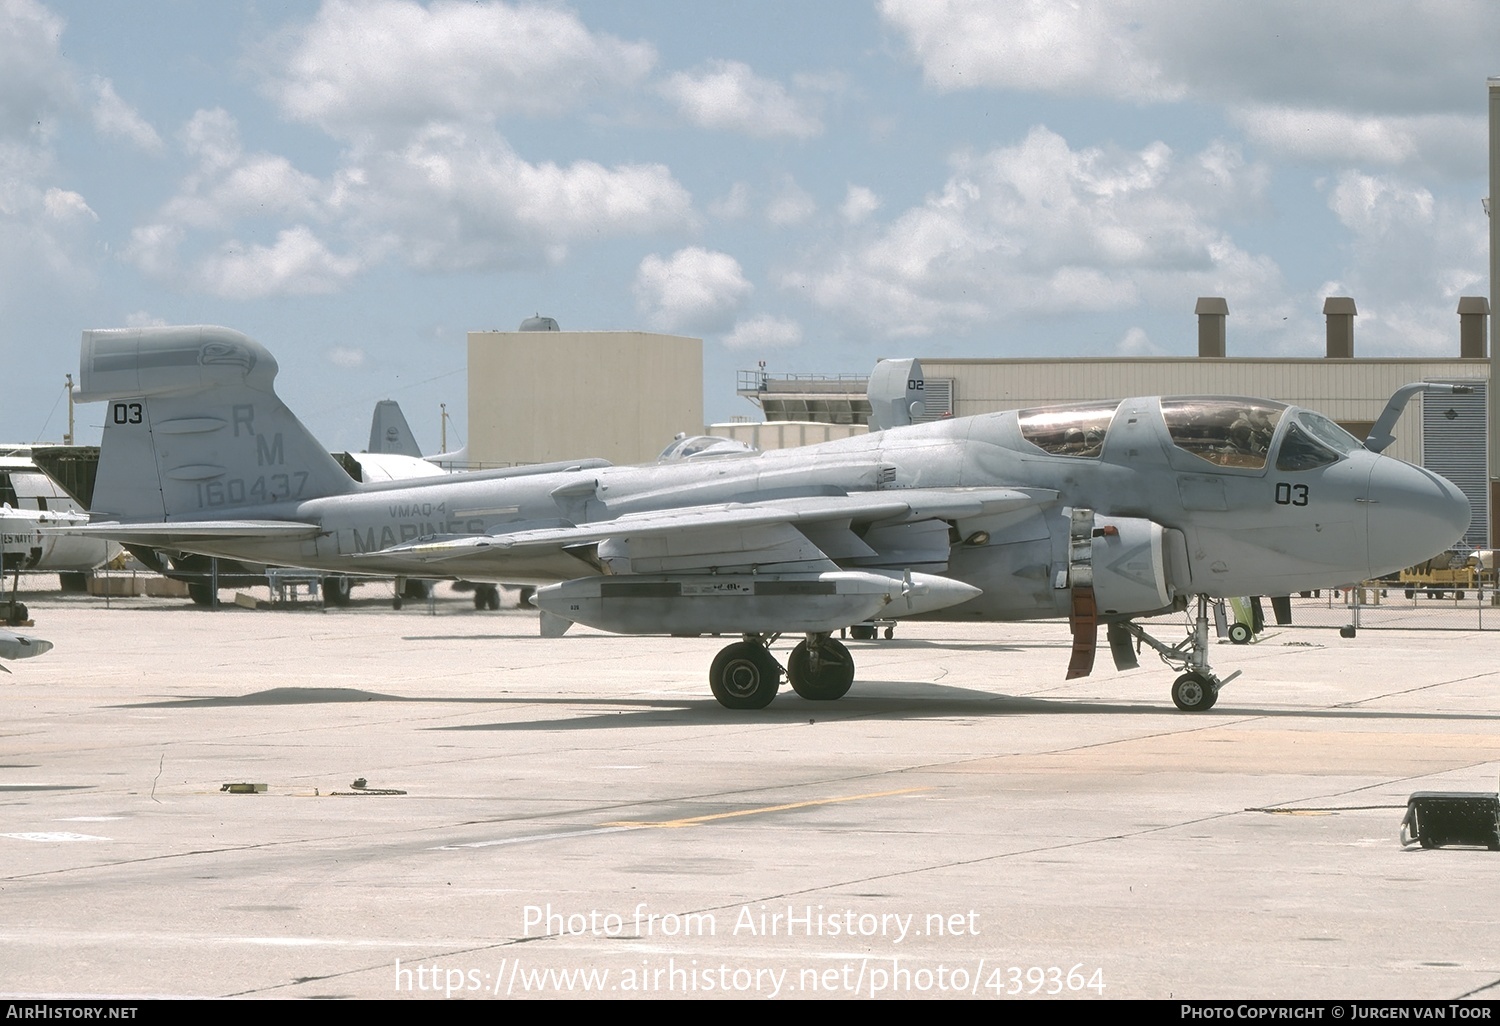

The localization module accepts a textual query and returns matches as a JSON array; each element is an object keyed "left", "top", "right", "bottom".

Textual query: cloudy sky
[{"left": 2, "top": 0, "right": 1495, "bottom": 450}]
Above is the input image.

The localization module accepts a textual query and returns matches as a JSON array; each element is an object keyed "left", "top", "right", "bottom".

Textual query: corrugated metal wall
[{"left": 1422, "top": 380, "right": 1489, "bottom": 551}]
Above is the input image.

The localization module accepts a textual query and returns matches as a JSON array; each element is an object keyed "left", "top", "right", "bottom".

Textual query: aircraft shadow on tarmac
[{"left": 111, "top": 684, "right": 1500, "bottom": 730}]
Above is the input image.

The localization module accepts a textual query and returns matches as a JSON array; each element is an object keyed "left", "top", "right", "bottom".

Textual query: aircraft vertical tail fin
[
  {"left": 368, "top": 400, "right": 423, "bottom": 457},
  {"left": 77, "top": 326, "right": 358, "bottom": 521},
  {"left": 867, "top": 358, "right": 926, "bottom": 432}
]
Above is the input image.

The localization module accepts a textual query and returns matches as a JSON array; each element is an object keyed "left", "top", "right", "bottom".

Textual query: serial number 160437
[{"left": 195, "top": 472, "right": 309, "bottom": 507}]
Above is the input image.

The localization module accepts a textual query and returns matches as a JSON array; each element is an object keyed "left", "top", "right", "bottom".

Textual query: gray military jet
[{"left": 66, "top": 325, "right": 1469, "bottom": 711}]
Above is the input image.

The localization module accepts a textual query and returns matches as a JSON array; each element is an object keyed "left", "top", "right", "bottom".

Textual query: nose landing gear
[{"left": 1116, "top": 595, "right": 1240, "bottom": 712}]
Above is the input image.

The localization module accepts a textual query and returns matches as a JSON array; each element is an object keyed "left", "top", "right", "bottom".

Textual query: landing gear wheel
[
  {"left": 187, "top": 581, "right": 217, "bottom": 607},
  {"left": 848, "top": 624, "right": 876, "bottom": 641},
  {"left": 473, "top": 584, "right": 501, "bottom": 610},
  {"left": 1172, "top": 672, "right": 1218, "bottom": 712},
  {"left": 322, "top": 576, "right": 352, "bottom": 607},
  {"left": 1228, "top": 622, "right": 1252, "bottom": 645},
  {"left": 709, "top": 642, "right": 781, "bottom": 709},
  {"left": 787, "top": 639, "right": 855, "bottom": 701}
]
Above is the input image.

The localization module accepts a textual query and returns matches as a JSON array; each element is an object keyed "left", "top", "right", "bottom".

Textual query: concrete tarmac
[{"left": 2, "top": 582, "right": 1499, "bottom": 1000}]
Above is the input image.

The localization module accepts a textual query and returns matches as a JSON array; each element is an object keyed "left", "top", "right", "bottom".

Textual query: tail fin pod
[{"left": 79, "top": 325, "right": 357, "bottom": 521}]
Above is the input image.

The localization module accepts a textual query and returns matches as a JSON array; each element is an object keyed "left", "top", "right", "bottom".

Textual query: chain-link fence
[{"left": 1275, "top": 586, "right": 1500, "bottom": 632}]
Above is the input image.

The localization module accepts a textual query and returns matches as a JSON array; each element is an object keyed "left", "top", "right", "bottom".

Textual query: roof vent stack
[
  {"left": 1324, "top": 297, "right": 1357, "bottom": 358},
  {"left": 1195, "top": 297, "right": 1228, "bottom": 358}
]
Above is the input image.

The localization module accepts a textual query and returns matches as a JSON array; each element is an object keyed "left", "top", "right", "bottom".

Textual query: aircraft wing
[
  {"left": 369, "top": 487, "right": 1055, "bottom": 570},
  {"left": 51, "top": 520, "right": 323, "bottom": 546}
]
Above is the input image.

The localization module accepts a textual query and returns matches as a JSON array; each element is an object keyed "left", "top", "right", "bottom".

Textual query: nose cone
[{"left": 1366, "top": 458, "right": 1471, "bottom": 577}]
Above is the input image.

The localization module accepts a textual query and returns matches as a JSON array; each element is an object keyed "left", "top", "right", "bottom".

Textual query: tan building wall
[
  {"left": 467, "top": 330, "right": 702, "bottom": 467},
  {"left": 706, "top": 421, "right": 868, "bottom": 448}
]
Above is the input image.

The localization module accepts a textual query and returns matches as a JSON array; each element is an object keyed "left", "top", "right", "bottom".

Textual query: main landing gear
[
  {"left": 708, "top": 632, "right": 857, "bottom": 709},
  {"left": 1112, "top": 595, "right": 1241, "bottom": 712}
]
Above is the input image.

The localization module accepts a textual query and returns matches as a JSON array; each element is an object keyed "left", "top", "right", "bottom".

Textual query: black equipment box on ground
[{"left": 1401, "top": 792, "right": 1500, "bottom": 850}]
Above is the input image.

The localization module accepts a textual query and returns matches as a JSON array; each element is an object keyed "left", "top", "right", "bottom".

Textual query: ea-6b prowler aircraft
[{"left": 66, "top": 325, "right": 1469, "bottom": 711}]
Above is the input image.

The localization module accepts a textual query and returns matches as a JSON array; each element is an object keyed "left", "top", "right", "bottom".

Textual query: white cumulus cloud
[
  {"left": 661, "top": 60, "right": 822, "bottom": 139},
  {"left": 196, "top": 225, "right": 362, "bottom": 301},
  {"left": 880, "top": 0, "right": 1182, "bottom": 102},
  {"left": 766, "top": 176, "right": 816, "bottom": 226},
  {"left": 1232, "top": 106, "right": 1484, "bottom": 176},
  {"left": 267, "top": 0, "right": 656, "bottom": 138},
  {"left": 786, "top": 126, "right": 1283, "bottom": 338},
  {"left": 42, "top": 186, "right": 94, "bottom": 222},
  {"left": 1320, "top": 170, "right": 1485, "bottom": 356},
  {"left": 840, "top": 185, "right": 881, "bottom": 224},
  {"left": 90, "top": 77, "right": 161, "bottom": 152},
  {"left": 722, "top": 314, "right": 802, "bottom": 352},
  {"left": 327, "top": 346, "right": 367, "bottom": 368},
  {"left": 634, "top": 247, "right": 753, "bottom": 333},
  {"left": 345, "top": 125, "right": 694, "bottom": 271},
  {"left": 880, "top": 0, "right": 1499, "bottom": 175}
]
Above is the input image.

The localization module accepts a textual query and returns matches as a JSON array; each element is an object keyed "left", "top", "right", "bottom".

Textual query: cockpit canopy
[
  {"left": 657, "top": 434, "right": 759, "bottom": 463},
  {"left": 1160, "top": 399, "right": 1285, "bottom": 470},
  {"left": 1274, "top": 411, "right": 1363, "bottom": 471},
  {"left": 1018, "top": 402, "right": 1118, "bottom": 459},
  {"left": 1016, "top": 397, "right": 1364, "bottom": 471}
]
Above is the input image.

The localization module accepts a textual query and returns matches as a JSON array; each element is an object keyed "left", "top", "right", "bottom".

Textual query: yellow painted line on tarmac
[{"left": 604, "top": 786, "right": 930, "bottom": 830}]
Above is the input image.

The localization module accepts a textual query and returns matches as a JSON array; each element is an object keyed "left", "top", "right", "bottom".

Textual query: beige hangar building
[
  {"left": 465, "top": 298, "right": 1494, "bottom": 549},
  {"left": 466, "top": 316, "right": 703, "bottom": 468}
]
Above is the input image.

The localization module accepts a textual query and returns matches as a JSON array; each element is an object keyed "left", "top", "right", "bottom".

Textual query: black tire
[
  {"left": 187, "top": 581, "right": 216, "bottom": 607},
  {"left": 1172, "top": 672, "right": 1217, "bottom": 712},
  {"left": 1228, "top": 622, "right": 1252, "bottom": 645},
  {"left": 322, "top": 576, "right": 352, "bottom": 607},
  {"left": 849, "top": 624, "right": 876, "bottom": 641},
  {"left": 709, "top": 642, "right": 780, "bottom": 709},
  {"left": 1405, "top": 589, "right": 1415, "bottom": 599},
  {"left": 59, "top": 571, "right": 89, "bottom": 594},
  {"left": 787, "top": 639, "right": 855, "bottom": 701}
]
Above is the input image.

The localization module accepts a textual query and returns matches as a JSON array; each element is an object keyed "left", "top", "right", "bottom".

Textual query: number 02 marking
[{"left": 1275, "top": 482, "right": 1309, "bottom": 506}]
